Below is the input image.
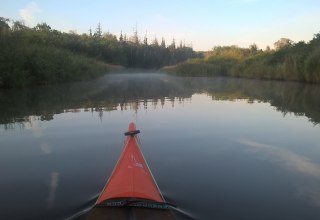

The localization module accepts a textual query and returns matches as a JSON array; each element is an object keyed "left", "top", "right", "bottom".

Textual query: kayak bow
[
  {"left": 87, "top": 123, "right": 175, "bottom": 220},
  {"left": 96, "top": 122, "right": 163, "bottom": 204}
]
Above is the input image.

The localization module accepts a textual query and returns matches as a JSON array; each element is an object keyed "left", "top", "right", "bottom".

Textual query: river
[{"left": 1, "top": 72, "right": 320, "bottom": 220}]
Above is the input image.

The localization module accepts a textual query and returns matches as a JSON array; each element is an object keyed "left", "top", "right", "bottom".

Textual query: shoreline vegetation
[
  {"left": 163, "top": 34, "right": 320, "bottom": 83},
  {"left": 1, "top": 17, "right": 319, "bottom": 88},
  {"left": 0, "top": 17, "right": 197, "bottom": 88}
]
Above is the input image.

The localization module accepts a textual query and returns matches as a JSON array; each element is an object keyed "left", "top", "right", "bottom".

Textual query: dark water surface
[{"left": 1, "top": 73, "right": 320, "bottom": 220}]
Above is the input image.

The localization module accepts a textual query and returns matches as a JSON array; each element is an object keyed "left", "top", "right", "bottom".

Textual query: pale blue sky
[{"left": 1, "top": 0, "right": 320, "bottom": 51}]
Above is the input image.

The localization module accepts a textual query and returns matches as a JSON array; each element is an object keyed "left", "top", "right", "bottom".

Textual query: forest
[
  {"left": 1, "top": 16, "right": 320, "bottom": 88},
  {"left": 0, "top": 17, "right": 197, "bottom": 88},
  {"left": 164, "top": 34, "right": 320, "bottom": 83}
]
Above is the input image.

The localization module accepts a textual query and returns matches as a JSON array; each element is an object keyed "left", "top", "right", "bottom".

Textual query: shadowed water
[{"left": 0, "top": 72, "right": 320, "bottom": 220}]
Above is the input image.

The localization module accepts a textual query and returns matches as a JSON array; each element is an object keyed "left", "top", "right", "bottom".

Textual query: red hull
[{"left": 96, "top": 123, "right": 164, "bottom": 204}]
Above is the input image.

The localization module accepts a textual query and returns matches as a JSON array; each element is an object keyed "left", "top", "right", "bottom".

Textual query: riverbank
[
  {"left": 0, "top": 43, "right": 123, "bottom": 88},
  {"left": 163, "top": 33, "right": 320, "bottom": 83},
  {"left": 0, "top": 17, "right": 198, "bottom": 88}
]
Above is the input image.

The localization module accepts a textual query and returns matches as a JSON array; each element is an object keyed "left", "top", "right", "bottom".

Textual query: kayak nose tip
[
  {"left": 128, "top": 122, "right": 136, "bottom": 132},
  {"left": 125, "top": 122, "right": 140, "bottom": 136}
]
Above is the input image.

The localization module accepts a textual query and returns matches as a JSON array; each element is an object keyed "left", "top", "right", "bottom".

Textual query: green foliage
[
  {"left": 0, "top": 40, "right": 111, "bottom": 88},
  {"left": 205, "top": 45, "right": 262, "bottom": 61},
  {"left": 0, "top": 27, "right": 112, "bottom": 88},
  {"left": 274, "top": 38, "right": 293, "bottom": 51},
  {"left": 164, "top": 62, "right": 225, "bottom": 76},
  {"left": 166, "top": 34, "right": 320, "bottom": 83},
  {"left": 0, "top": 17, "right": 197, "bottom": 88},
  {"left": 0, "top": 17, "right": 10, "bottom": 31}
]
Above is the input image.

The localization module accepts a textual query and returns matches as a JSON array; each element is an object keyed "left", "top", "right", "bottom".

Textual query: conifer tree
[
  {"left": 94, "top": 22, "right": 102, "bottom": 37},
  {"left": 161, "top": 37, "right": 166, "bottom": 48},
  {"left": 89, "top": 27, "right": 92, "bottom": 37},
  {"left": 143, "top": 31, "right": 148, "bottom": 45}
]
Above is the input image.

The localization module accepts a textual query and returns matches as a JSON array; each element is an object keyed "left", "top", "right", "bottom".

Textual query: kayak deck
[
  {"left": 87, "top": 123, "right": 175, "bottom": 219},
  {"left": 87, "top": 206, "right": 175, "bottom": 220}
]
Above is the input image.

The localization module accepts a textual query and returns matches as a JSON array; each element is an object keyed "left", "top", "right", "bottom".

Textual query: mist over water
[{"left": 1, "top": 72, "right": 320, "bottom": 219}]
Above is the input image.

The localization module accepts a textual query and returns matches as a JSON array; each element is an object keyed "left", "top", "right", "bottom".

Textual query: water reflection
[
  {"left": 1, "top": 73, "right": 320, "bottom": 220},
  {"left": 47, "top": 171, "right": 59, "bottom": 210},
  {"left": 239, "top": 139, "right": 320, "bottom": 178},
  {"left": 239, "top": 139, "right": 320, "bottom": 207},
  {"left": 40, "top": 142, "right": 52, "bottom": 155},
  {"left": 0, "top": 73, "right": 319, "bottom": 129}
]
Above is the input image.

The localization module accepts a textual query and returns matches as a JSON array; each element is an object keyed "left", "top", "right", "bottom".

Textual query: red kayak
[{"left": 87, "top": 123, "right": 175, "bottom": 219}]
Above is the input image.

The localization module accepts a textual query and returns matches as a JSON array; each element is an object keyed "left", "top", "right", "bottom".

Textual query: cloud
[{"left": 19, "top": 2, "right": 42, "bottom": 26}]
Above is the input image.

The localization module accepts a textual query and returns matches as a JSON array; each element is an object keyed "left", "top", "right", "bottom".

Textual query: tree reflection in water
[{"left": 0, "top": 73, "right": 319, "bottom": 130}]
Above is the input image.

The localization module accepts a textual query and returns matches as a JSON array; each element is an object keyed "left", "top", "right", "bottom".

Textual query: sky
[{"left": 1, "top": 0, "right": 320, "bottom": 51}]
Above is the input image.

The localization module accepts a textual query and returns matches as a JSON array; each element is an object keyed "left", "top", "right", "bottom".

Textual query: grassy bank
[
  {"left": 163, "top": 34, "right": 320, "bottom": 83},
  {"left": 0, "top": 42, "right": 120, "bottom": 88}
]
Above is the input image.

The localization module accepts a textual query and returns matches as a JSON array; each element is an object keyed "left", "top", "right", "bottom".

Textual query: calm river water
[{"left": 1, "top": 72, "right": 320, "bottom": 220}]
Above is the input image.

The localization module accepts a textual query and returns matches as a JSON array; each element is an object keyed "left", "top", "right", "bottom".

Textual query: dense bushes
[
  {"left": 165, "top": 34, "right": 320, "bottom": 83},
  {"left": 0, "top": 17, "right": 197, "bottom": 88},
  {"left": 0, "top": 19, "right": 117, "bottom": 88},
  {"left": 0, "top": 38, "right": 112, "bottom": 88}
]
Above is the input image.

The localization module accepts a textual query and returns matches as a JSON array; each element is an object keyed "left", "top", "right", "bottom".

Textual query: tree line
[
  {"left": 164, "top": 34, "right": 320, "bottom": 83},
  {"left": 0, "top": 17, "right": 198, "bottom": 88}
]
